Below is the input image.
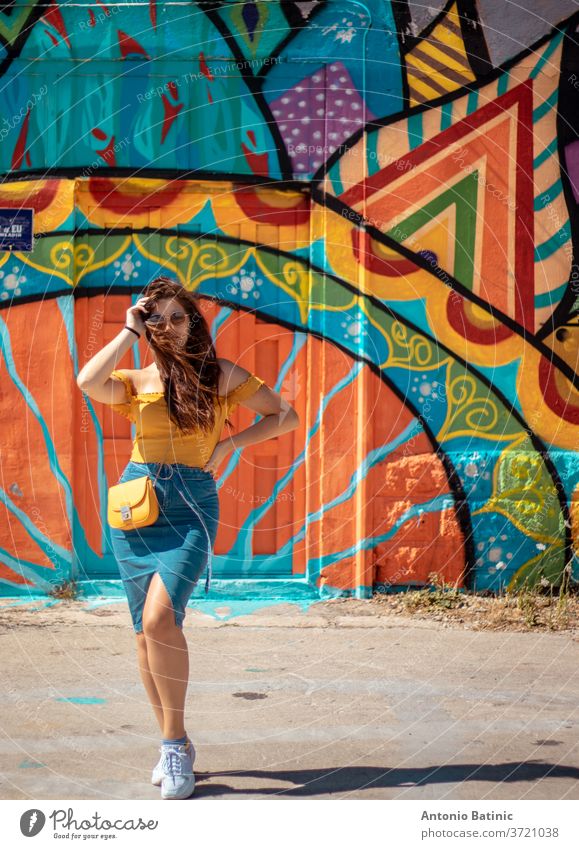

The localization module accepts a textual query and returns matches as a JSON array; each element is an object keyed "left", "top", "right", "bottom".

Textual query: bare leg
[
  {"left": 135, "top": 632, "right": 164, "bottom": 733},
  {"left": 141, "top": 572, "right": 190, "bottom": 740}
]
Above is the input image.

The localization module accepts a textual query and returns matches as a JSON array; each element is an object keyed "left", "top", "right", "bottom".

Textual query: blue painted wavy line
[
  {"left": 130, "top": 293, "right": 142, "bottom": 371},
  {"left": 57, "top": 296, "right": 108, "bottom": 553},
  {"left": 0, "top": 316, "right": 95, "bottom": 583},
  {"left": 366, "top": 130, "right": 380, "bottom": 181},
  {"left": 271, "top": 418, "right": 424, "bottom": 563},
  {"left": 211, "top": 306, "right": 234, "bottom": 338},
  {"left": 534, "top": 137, "right": 557, "bottom": 169},
  {"left": 220, "top": 331, "right": 308, "bottom": 489},
  {"left": 309, "top": 493, "right": 453, "bottom": 574},
  {"left": 0, "top": 320, "right": 73, "bottom": 503},
  {"left": 440, "top": 100, "right": 453, "bottom": 132},
  {"left": 530, "top": 28, "right": 564, "bottom": 80},
  {"left": 532, "top": 86, "right": 558, "bottom": 123},
  {"left": 407, "top": 111, "right": 423, "bottom": 150},
  {"left": 0, "top": 488, "right": 70, "bottom": 567},
  {"left": 534, "top": 221, "right": 571, "bottom": 261},
  {"left": 0, "top": 545, "right": 66, "bottom": 590},
  {"left": 497, "top": 69, "right": 510, "bottom": 96},
  {"left": 534, "top": 280, "right": 570, "bottom": 307},
  {"left": 466, "top": 89, "right": 478, "bottom": 115},
  {"left": 534, "top": 178, "right": 563, "bottom": 210},
  {"left": 229, "top": 360, "right": 365, "bottom": 559}
]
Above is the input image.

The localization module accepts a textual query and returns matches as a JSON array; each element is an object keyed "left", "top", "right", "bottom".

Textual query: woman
[{"left": 76, "top": 275, "right": 299, "bottom": 799}]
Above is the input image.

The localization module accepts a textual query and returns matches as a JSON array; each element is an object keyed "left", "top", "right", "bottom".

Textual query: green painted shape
[
  {"left": 385, "top": 171, "right": 479, "bottom": 290},
  {"left": 0, "top": 1, "right": 36, "bottom": 45}
]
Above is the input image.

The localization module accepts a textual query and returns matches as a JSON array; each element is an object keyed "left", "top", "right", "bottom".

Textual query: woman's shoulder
[
  {"left": 216, "top": 358, "right": 248, "bottom": 397},
  {"left": 216, "top": 358, "right": 264, "bottom": 400},
  {"left": 216, "top": 358, "right": 236, "bottom": 397},
  {"left": 116, "top": 361, "right": 259, "bottom": 398},
  {"left": 110, "top": 368, "right": 134, "bottom": 386},
  {"left": 111, "top": 368, "right": 160, "bottom": 395}
]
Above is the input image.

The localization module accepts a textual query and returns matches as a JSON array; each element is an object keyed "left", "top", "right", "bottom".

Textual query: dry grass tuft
[{"left": 373, "top": 568, "right": 579, "bottom": 632}]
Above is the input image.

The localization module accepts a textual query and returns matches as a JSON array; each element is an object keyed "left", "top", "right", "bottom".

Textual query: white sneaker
[
  {"left": 160, "top": 740, "right": 196, "bottom": 799},
  {"left": 151, "top": 738, "right": 195, "bottom": 786},
  {"left": 151, "top": 750, "right": 164, "bottom": 786}
]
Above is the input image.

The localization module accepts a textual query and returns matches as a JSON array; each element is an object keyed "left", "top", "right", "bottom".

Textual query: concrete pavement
[{"left": 1, "top": 597, "right": 578, "bottom": 800}]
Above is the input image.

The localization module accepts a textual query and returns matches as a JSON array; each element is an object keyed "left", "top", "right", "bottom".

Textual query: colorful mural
[{"left": 0, "top": 1, "right": 578, "bottom": 602}]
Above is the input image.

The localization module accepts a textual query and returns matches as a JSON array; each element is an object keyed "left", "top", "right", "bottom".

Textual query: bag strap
[
  {"left": 115, "top": 448, "right": 170, "bottom": 485},
  {"left": 150, "top": 439, "right": 171, "bottom": 483},
  {"left": 112, "top": 383, "right": 212, "bottom": 592},
  {"left": 115, "top": 384, "right": 171, "bottom": 484},
  {"left": 150, "top": 379, "right": 171, "bottom": 481}
]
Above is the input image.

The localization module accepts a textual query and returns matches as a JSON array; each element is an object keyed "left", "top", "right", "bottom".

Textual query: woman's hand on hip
[{"left": 203, "top": 442, "right": 231, "bottom": 478}]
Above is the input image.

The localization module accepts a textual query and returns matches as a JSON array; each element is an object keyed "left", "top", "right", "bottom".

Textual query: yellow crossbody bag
[
  {"left": 108, "top": 446, "right": 168, "bottom": 530},
  {"left": 107, "top": 475, "right": 160, "bottom": 530}
]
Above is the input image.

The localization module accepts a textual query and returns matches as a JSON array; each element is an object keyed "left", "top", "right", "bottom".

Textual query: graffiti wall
[{"left": 0, "top": 1, "right": 577, "bottom": 599}]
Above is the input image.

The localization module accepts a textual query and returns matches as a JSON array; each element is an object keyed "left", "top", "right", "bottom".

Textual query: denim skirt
[{"left": 109, "top": 461, "right": 220, "bottom": 634}]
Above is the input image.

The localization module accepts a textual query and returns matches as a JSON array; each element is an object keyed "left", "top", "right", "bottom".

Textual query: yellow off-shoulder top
[{"left": 107, "top": 368, "right": 265, "bottom": 466}]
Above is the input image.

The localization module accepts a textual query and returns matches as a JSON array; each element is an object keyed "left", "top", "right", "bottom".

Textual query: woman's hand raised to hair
[{"left": 126, "top": 296, "right": 154, "bottom": 337}]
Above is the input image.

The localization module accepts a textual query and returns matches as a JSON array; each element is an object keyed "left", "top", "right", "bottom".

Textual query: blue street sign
[{"left": 0, "top": 208, "right": 34, "bottom": 251}]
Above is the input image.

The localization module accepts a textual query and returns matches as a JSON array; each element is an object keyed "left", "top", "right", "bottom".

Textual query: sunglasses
[{"left": 144, "top": 310, "right": 190, "bottom": 330}]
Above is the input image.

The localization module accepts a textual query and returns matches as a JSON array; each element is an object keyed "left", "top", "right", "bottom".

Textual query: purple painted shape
[
  {"left": 565, "top": 140, "right": 579, "bottom": 204},
  {"left": 418, "top": 249, "right": 438, "bottom": 265},
  {"left": 270, "top": 62, "right": 375, "bottom": 176}
]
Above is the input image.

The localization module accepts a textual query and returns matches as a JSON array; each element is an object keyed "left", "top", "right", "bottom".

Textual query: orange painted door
[{"left": 75, "top": 193, "right": 309, "bottom": 582}]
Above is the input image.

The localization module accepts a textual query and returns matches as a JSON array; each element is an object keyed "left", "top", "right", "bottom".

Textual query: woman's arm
[
  {"left": 76, "top": 296, "right": 151, "bottom": 403},
  {"left": 217, "top": 358, "right": 300, "bottom": 450},
  {"left": 76, "top": 327, "right": 138, "bottom": 404}
]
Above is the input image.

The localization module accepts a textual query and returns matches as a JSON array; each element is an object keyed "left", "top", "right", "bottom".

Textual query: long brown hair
[{"left": 140, "top": 276, "right": 228, "bottom": 433}]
